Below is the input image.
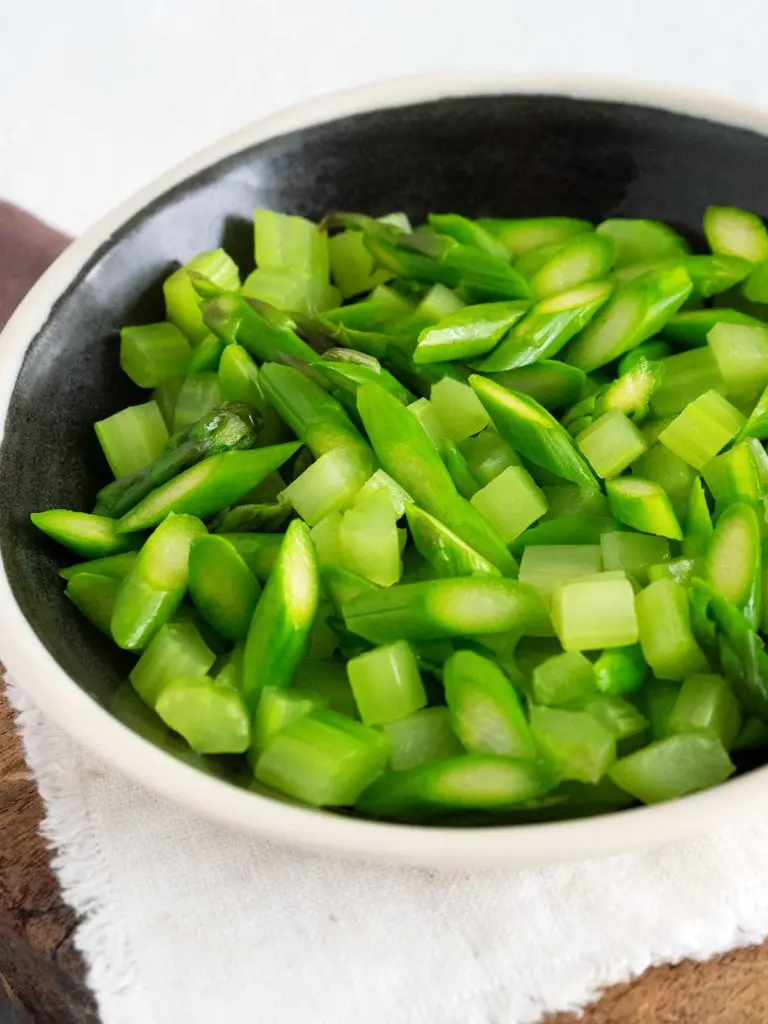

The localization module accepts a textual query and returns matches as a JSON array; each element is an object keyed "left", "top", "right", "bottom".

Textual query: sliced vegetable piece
[
  {"left": 119, "top": 323, "right": 190, "bottom": 388},
  {"left": 707, "top": 322, "right": 768, "bottom": 401},
  {"left": 164, "top": 249, "right": 240, "bottom": 344},
  {"left": 470, "top": 465, "right": 547, "bottom": 543},
  {"left": 129, "top": 619, "right": 215, "bottom": 707},
  {"left": 188, "top": 535, "right": 260, "bottom": 641},
  {"left": 479, "top": 216, "right": 592, "bottom": 256},
  {"left": 593, "top": 645, "right": 646, "bottom": 696},
  {"left": 606, "top": 477, "right": 683, "bottom": 540},
  {"left": 155, "top": 675, "right": 250, "bottom": 754},
  {"left": 31, "top": 510, "right": 141, "bottom": 559},
  {"left": 609, "top": 732, "right": 734, "bottom": 804},
  {"left": 380, "top": 707, "right": 463, "bottom": 771},
  {"left": 529, "top": 705, "right": 615, "bottom": 784},
  {"left": 635, "top": 578, "right": 708, "bottom": 681},
  {"left": 60, "top": 552, "right": 138, "bottom": 582},
  {"left": 600, "top": 531, "right": 669, "bottom": 584},
  {"left": 596, "top": 218, "right": 689, "bottom": 266},
  {"left": 339, "top": 488, "right": 401, "bottom": 587},
  {"left": 658, "top": 390, "right": 745, "bottom": 471},
  {"left": 518, "top": 544, "right": 602, "bottom": 600},
  {"left": 458, "top": 430, "right": 520, "bottom": 485},
  {"left": 552, "top": 576, "right": 638, "bottom": 651},
  {"left": 430, "top": 377, "right": 490, "bottom": 441},
  {"left": 576, "top": 410, "right": 647, "bottom": 478},
  {"left": 533, "top": 650, "right": 595, "bottom": 705},
  {"left": 65, "top": 573, "right": 120, "bottom": 634},
  {"left": 217, "top": 533, "right": 282, "bottom": 580},
  {"left": 579, "top": 695, "right": 648, "bottom": 740},
  {"left": 704, "top": 206, "right": 768, "bottom": 263},
  {"left": 172, "top": 373, "right": 222, "bottom": 432},
  {"left": 668, "top": 673, "right": 742, "bottom": 749},
  {"left": 414, "top": 300, "right": 529, "bottom": 364},
  {"left": 347, "top": 640, "right": 427, "bottom": 725},
  {"left": 281, "top": 446, "right": 372, "bottom": 526},
  {"left": 405, "top": 504, "right": 500, "bottom": 578},
  {"left": 529, "top": 233, "right": 614, "bottom": 299},
  {"left": 705, "top": 502, "right": 761, "bottom": 628},
  {"left": 95, "top": 401, "right": 169, "bottom": 479},
  {"left": 252, "top": 686, "right": 325, "bottom": 755}
]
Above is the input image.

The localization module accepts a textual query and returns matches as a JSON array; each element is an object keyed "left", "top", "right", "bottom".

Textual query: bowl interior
[{"left": 4, "top": 91, "right": 768, "bottom": 802}]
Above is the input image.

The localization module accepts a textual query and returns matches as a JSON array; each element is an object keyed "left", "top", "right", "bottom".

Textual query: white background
[{"left": 2, "top": 0, "right": 768, "bottom": 235}]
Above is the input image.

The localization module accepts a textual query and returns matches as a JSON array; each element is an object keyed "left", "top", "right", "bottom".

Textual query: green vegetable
[
  {"left": 65, "top": 573, "right": 120, "bottom": 634},
  {"left": 593, "top": 645, "right": 646, "bottom": 696},
  {"left": 31, "top": 510, "right": 142, "bottom": 559},
  {"left": 703, "top": 206, "right": 768, "bottom": 263},
  {"left": 129, "top": 619, "right": 215, "bottom": 707},
  {"left": 635, "top": 579, "right": 708, "bottom": 681},
  {"left": 609, "top": 733, "right": 734, "bottom": 804},
  {"left": 662, "top": 308, "right": 764, "bottom": 347},
  {"left": 518, "top": 544, "right": 602, "bottom": 599},
  {"left": 95, "top": 401, "right": 169, "bottom": 479},
  {"left": 281, "top": 445, "right": 373, "bottom": 526},
  {"left": 470, "top": 466, "right": 548, "bottom": 543},
  {"left": 600, "top": 531, "right": 669, "bottom": 584},
  {"left": 704, "top": 502, "right": 761, "bottom": 628},
  {"left": 347, "top": 640, "right": 427, "bottom": 725},
  {"left": 683, "top": 478, "right": 714, "bottom": 558},
  {"left": 488, "top": 361, "right": 586, "bottom": 411},
  {"left": 659, "top": 390, "right": 745, "bottom": 471},
  {"left": 552, "top": 575, "right": 638, "bottom": 651},
  {"left": 576, "top": 410, "right": 648, "bottom": 478},
  {"left": 164, "top": 249, "right": 240, "bottom": 343},
  {"left": 430, "top": 377, "right": 490, "bottom": 441},
  {"left": 650, "top": 348, "right": 726, "bottom": 418},
  {"left": 707, "top": 322, "right": 768, "bottom": 401},
  {"left": 188, "top": 535, "right": 261, "bottom": 641},
  {"left": 596, "top": 218, "right": 689, "bottom": 266},
  {"left": 529, "top": 233, "right": 614, "bottom": 299},
  {"left": 119, "top": 322, "right": 190, "bottom": 387},
  {"left": 529, "top": 705, "right": 615, "bottom": 784},
  {"left": 172, "top": 373, "right": 222, "bottom": 432},
  {"left": 60, "top": 552, "right": 138, "bottom": 582},
  {"left": 667, "top": 673, "right": 741, "bottom": 749},
  {"left": 606, "top": 477, "right": 682, "bottom": 540},
  {"left": 405, "top": 504, "right": 500, "bottom": 579},
  {"left": 413, "top": 300, "right": 529, "bottom": 364},
  {"left": 339, "top": 488, "right": 401, "bottom": 587},
  {"left": 380, "top": 707, "right": 462, "bottom": 771},
  {"left": 479, "top": 216, "right": 592, "bottom": 256},
  {"left": 243, "top": 520, "right": 319, "bottom": 711},
  {"left": 533, "top": 650, "right": 595, "bottom": 705},
  {"left": 156, "top": 675, "right": 250, "bottom": 754}
]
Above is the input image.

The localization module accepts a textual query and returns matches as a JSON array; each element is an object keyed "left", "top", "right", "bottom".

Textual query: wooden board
[{"left": 2, "top": 680, "right": 768, "bottom": 1023}]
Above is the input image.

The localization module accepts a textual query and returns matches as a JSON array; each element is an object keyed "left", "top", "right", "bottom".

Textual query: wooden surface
[{"left": 1, "top": 681, "right": 768, "bottom": 1024}]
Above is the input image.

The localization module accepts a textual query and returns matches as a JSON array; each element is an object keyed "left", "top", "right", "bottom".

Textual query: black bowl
[{"left": 3, "top": 79, "right": 768, "bottom": 864}]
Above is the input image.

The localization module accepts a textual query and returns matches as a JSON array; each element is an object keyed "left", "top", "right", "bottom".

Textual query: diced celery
[
  {"left": 380, "top": 707, "right": 463, "bottom": 771},
  {"left": 129, "top": 620, "right": 215, "bottom": 708},
  {"left": 631, "top": 443, "right": 696, "bottom": 516},
  {"left": 444, "top": 649, "right": 535, "bottom": 758},
  {"left": 708, "top": 322, "right": 768, "bottom": 401},
  {"left": 658, "top": 390, "right": 745, "bottom": 471},
  {"left": 529, "top": 705, "right": 615, "bottom": 784},
  {"left": 254, "top": 709, "right": 390, "bottom": 806},
  {"left": 644, "top": 678, "right": 681, "bottom": 739},
  {"left": 576, "top": 409, "right": 647, "bottom": 478},
  {"left": 254, "top": 209, "right": 329, "bottom": 279},
  {"left": 164, "top": 249, "right": 240, "bottom": 344},
  {"left": 120, "top": 322, "right": 190, "bottom": 388},
  {"left": 293, "top": 659, "right": 358, "bottom": 718},
  {"left": 281, "top": 447, "right": 372, "bottom": 526},
  {"left": 552, "top": 576, "right": 638, "bottom": 651},
  {"left": 650, "top": 348, "right": 727, "bottom": 418},
  {"left": 310, "top": 512, "right": 343, "bottom": 570},
  {"left": 329, "top": 230, "right": 390, "bottom": 298},
  {"left": 600, "top": 531, "right": 669, "bottom": 584},
  {"left": 241, "top": 268, "right": 340, "bottom": 315},
  {"left": 252, "top": 686, "right": 324, "bottom": 755},
  {"left": 458, "top": 429, "right": 520, "bottom": 485},
  {"left": 533, "top": 650, "right": 595, "bottom": 705},
  {"left": 635, "top": 579, "right": 708, "bottom": 681},
  {"left": 347, "top": 640, "right": 426, "bottom": 725},
  {"left": 155, "top": 675, "right": 250, "bottom": 754},
  {"left": 518, "top": 544, "right": 602, "bottom": 600},
  {"left": 606, "top": 477, "right": 683, "bottom": 540},
  {"left": 407, "top": 398, "right": 446, "bottom": 448},
  {"left": 668, "top": 673, "right": 742, "bottom": 749},
  {"left": 339, "top": 488, "right": 401, "bottom": 587},
  {"left": 416, "top": 283, "right": 465, "bottom": 322},
  {"left": 172, "top": 373, "right": 222, "bottom": 432},
  {"left": 95, "top": 400, "right": 169, "bottom": 480},
  {"left": 609, "top": 732, "right": 734, "bottom": 804},
  {"left": 430, "top": 377, "right": 490, "bottom": 441},
  {"left": 579, "top": 695, "right": 648, "bottom": 739},
  {"left": 470, "top": 466, "right": 547, "bottom": 543}
]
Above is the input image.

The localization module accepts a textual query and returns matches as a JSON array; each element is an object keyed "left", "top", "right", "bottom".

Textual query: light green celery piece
[
  {"left": 533, "top": 650, "right": 595, "bottom": 705},
  {"left": 357, "top": 383, "right": 517, "bottom": 576},
  {"left": 243, "top": 520, "right": 319, "bottom": 711},
  {"left": 683, "top": 477, "right": 714, "bottom": 558},
  {"left": 593, "top": 645, "right": 646, "bottom": 696},
  {"left": 281, "top": 446, "right": 373, "bottom": 526},
  {"left": 479, "top": 280, "right": 611, "bottom": 372},
  {"left": 703, "top": 206, "right": 768, "bottom": 263},
  {"left": 328, "top": 229, "right": 390, "bottom": 298},
  {"left": 95, "top": 401, "right": 169, "bottom": 480},
  {"left": 119, "top": 323, "right": 190, "bottom": 388},
  {"left": 600, "top": 531, "right": 669, "bottom": 584},
  {"left": 662, "top": 308, "right": 764, "bottom": 347},
  {"left": 255, "top": 709, "right": 390, "bottom": 806},
  {"left": 635, "top": 578, "right": 708, "bottom": 681},
  {"left": 479, "top": 217, "right": 593, "bottom": 256},
  {"left": 658, "top": 390, "right": 745, "bottom": 471},
  {"left": 529, "top": 233, "right": 614, "bottom": 299},
  {"left": 579, "top": 695, "right": 648, "bottom": 739},
  {"left": 566, "top": 265, "right": 692, "bottom": 372},
  {"left": 737, "top": 384, "right": 768, "bottom": 442},
  {"left": 188, "top": 535, "right": 260, "bottom": 642},
  {"left": 254, "top": 209, "right": 329, "bottom": 278},
  {"left": 651, "top": 348, "right": 727, "bottom": 420},
  {"left": 458, "top": 429, "right": 521, "bottom": 485},
  {"left": 407, "top": 397, "right": 446, "bottom": 448},
  {"left": 380, "top": 707, "right": 463, "bottom": 771},
  {"left": 705, "top": 502, "right": 762, "bottom": 628},
  {"left": 430, "top": 377, "right": 490, "bottom": 441},
  {"left": 707, "top": 322, "right": 768, "bottom": 402},
  {"left": 631, "top": 443, "right": 696, "bottom": 516},
  {"left": 60, "top": 552, "right": 138, "bottom": 583},
  {"left": 65, "top": 573, "right": 120, "bottom": 634},
  {"left": 470, "top": 466, "right": 547, "bottom": 543},
  {"left": 155, "top": 675, "right": 250, "bottom": 754},
  {"left": 596, "top": 218, "right": 689, "bottom": 266},
  {"left": 31, "top": 510, "right": 142, "bottom": 559},
  {"left": 416, "top": 283, "right": 466, "bottom": 322},
  {"left": 164, "top": 249, "right": 240, "bottom": 344},
  {"left": 343, "top": 576, "right": 546, "bottom": 645},
  {"left": 443, "top": 649, "right": 535, "bottom": 758},
  {"left": 310, "top": 511, "right": 343, "bottom": 570},
  {"left": 347, "top": 640, "right": 426, "bottom": 725},
  {"left": 469, "top": 375, "right": 597, "bottom": 488},
  {"left": 172, "top": 373, "right": 221, "bottom": 432},
  {"left": 518, "top": 544, "right": 602, "bottom": 601},
  {"left": 606, "top": 477, "right": 682, "bottom": 540},
  {"left": 405, "top": 504, "right": 500, "bottom": 578},
  {"left": 241, "top": 268, "right": 340, "bottom": 315},
  {"left": 414, "top": 301, "right": 529, "bottom": 364},
  {"left": 609, "top": 733, "right": 734, "bottom": 804},
  {"left": 339, "top": 488, "right": 401, "bottom": 587},
  {"left": 354, "top": 470, "right": 412, "bottom": 519},
  {"left": 529, "top": 705, "right": 615, "bottom": 784},
  {"left": 702, "top": 442, "right": 761, "bottom": 510},
  {"left": 129, "top": 619, "right": 215, "bottom": 707},
  {"left": 668, "top": 673, "right": 742, "bottom": 749},
  {"left": 576, "top": 410, "right": 647, "bottom": 478},
  {"left": 552, "top": 576, "right": 638, "bottom": 651},
  {"left": 117, "top": 444, "right": 300, "bottom": 532},
  {"left": 111, "top": 514, "right": 208, "bottom": 651},
  {"left": 252, "top": 686, "right": 325, "bottom": 756},
  {"left": 647, "top": 556, "right": 702, "bottom": 586}
]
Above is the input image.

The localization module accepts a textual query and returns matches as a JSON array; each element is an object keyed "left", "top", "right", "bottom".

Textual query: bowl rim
[{"left": 3, "top": 69, "right": 768, "bottom": 868}]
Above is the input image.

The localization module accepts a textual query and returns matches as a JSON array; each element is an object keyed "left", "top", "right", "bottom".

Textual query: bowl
[{"left": 3, "top": 72, "right": 768, "bottom": 868}]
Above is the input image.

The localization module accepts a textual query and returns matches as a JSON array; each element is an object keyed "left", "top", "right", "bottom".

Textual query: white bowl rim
[{"left": 3, "top": 69, "right": 768, "bottom": 868}]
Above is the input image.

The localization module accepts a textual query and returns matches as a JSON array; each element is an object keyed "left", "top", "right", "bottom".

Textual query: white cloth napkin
[{"left": 9, "top": 681, "right": 768, "bottom": 1024}]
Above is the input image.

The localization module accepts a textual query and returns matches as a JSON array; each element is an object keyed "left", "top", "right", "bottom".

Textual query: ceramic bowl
[{"left": 3, "top": 72, "right": 768, "bottom": 867}]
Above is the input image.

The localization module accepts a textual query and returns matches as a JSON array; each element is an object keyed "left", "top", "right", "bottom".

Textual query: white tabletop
[{"left": 1, "top": 0, "right": 768, "bottom": 234}]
